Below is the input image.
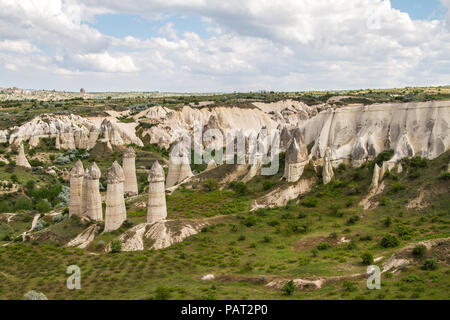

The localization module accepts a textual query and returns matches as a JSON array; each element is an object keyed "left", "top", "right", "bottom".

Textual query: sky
[{"left": 0, "top": 0, "right": 449, "bottom": 92}]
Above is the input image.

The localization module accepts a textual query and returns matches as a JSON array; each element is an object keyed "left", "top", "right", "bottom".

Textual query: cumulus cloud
[{"left": 0, "top": 0, "right": 449, "bottom": 91}]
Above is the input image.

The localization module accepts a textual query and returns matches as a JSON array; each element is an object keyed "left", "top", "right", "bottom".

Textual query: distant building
[{"left": 80, "top": 88, "right": 86, "bottom": 94}]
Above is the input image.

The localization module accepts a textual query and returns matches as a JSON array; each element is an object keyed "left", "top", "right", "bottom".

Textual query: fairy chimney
[
  {"left": 166, "top": 142, "right": 193, "bottom": 188},
  {"left": 123, "top": 146, "right": 138, "bottom": 196},
  {"left": 104, "top": 161, "right": 127, "bottom": 232},
  {"left": 147, "top": 161, "right": 167, "bottom": 224},
  {"left": 16, "top": 143, "right": 31, "bottom": 169},
  {"left": 322, "top": 148, "right": 334, "bottom": 185},
  {"left": 69, "top": 160, "right": 84, "bottom": 217},
  {"left": 86, "top": 163, "right": 103, "bottom": 221},
  {"left": 284, "top": 134, "right": 308, "bottom": 182}
]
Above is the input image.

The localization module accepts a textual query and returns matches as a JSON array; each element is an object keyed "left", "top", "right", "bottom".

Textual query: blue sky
[{"left": 0, "top": 0, "right": 449, "bottom": 92}]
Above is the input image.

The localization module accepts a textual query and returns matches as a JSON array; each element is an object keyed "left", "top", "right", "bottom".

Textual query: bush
[
  {"left": 0, "top": 200, "right": 12, "bottom": 213},
  {"left": 242, "top": 216, "right": 257, "bottom": 227},
  {"left": 262, "top": 180, "right": 277, "bottom": 191},
  {"left": 301, "top": 197, "right": 318, "bottom": 208},
  {"left": 343, "top": 280, "right": 357, "bottom": 292},
  {"left": 412, "top": 244, "right": 427, "bottom": 257},
  {"left": 317, "top": 242, "right": 330, "bottom": 250},
  {"left": 438, "top": 172, "right": 450, "bottom": 180},
  {"left": 390, "top": 182, "right": 405, "bottom": 193},
  {"left": 384, "top": 216, "right": 392, "bottom": 227},
  {"left": 52, "top": 214, "right": 64, "bottom": 224},
  {"left": 282, "top": 280, "right": 295, "bottom": 296},
  {"left": 422, "top": 259, "right": 437, "bottom": 270},
  {"left": 36, "top": 199, "right": 51, "bottom": 213},
  {"left": 228, "top": 181, "right": 249, "bottom": 195},
  {"left": 122, "top": 219, "right": 134, "bottom": 228},
  {"left": 14, "top": 197, "right": 33, "bottom": 211},
  {"left": 110, "top": 240, "right": 122, "bottom": 253},
  {"left": 374, "top": 149, "right": 394, "bottom": 166},
  {"left": 361, "top": 252, "right": 374, "bottom": 265},
  {"left": 203, "top": 179, "right": 219, "bottom": 191},
  {"left": 155, "top": 286, "right": 172, "bottom": 300},
  {"left": 380, "top": 235, "right": 400, "bottom": 248},
  {"left": 346, "top": 215, "right": 360, "bottom": 225}
]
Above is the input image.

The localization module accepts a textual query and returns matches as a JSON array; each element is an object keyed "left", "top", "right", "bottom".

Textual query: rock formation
[
  {"left": 279, "top": 126, "right": 292, "bottom": 151},
  {"left": 69, "top": 160, "right": 84, "bottom": 217},
  {"left": 206, "top": 159, "right": 217, "bottom": 170},
  {"left": 16, "top": 143, "right": 31, "bottom": 169},
  {"left": 122, "top": 146, "right": 138, "bottom": 196},
  {"left": 81, "top": 168, "right": 89, "bottom": 215},
  {"left": 147, "top": 161, "right": 167, "bottom": 224},
  {"left": 166, "top": 142, "right": 193, "bottom": 188},
  {"left": 104, "top": 161, "right": 127, "bottom": 232},
  {"left": 322, "top": 148, "right": 334, "bottom": 185},
  {"left": 284, "top": 134, "right": 308, "bottom": 183},
  {"left": 8, "top": 114, "right": 143, "bottom": 150},
  {"left": 85, "top": 163, "right": 103, "bottom": 221},
  {"left": 0, "top": 130, "right": 8, "bottom": 143},
  {"left": 304, "top": 101, "right": 450, "bottom": 163}
]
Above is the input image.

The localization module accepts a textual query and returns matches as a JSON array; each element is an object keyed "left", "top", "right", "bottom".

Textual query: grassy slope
[{"left": 0, "top": 150, "right": 448, "bottom": 300}]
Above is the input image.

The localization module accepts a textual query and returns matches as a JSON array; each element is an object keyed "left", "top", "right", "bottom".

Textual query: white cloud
[
  {"left": 72, "top": 52, "right": 139, "bottom": 73},
  {"left": 0, "top": 0, "right": 449, "bottom": 91},
  {"left": 0, "top": 40, "right": 40, "bottom": 54}
]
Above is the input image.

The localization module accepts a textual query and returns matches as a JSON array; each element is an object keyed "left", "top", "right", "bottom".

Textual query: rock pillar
[
  {"left": 322, "top": 148, "right": 334, "bottom": 185},
  {"left": 147, "top": 161, "right": 167, "bottom": 224},
  {"left": 284, "top": 134, "right": 309, "bottom": 182},
  {"left": 123, "top": 146, "right": 138, "bottom": 196},
  {"left": 86, "top": 162, "right": 103, "bottom": 221},
  {"left": 104, "top": 161, "right": 127, "bottom": 232},
  {"left": 16, "top": 143, "right": 31, "bottom": 169},
  {"left": 69, "top": 160, "right": 84, "bottom": 217}
]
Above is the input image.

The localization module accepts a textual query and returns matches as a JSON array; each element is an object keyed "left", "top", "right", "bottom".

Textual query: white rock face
[
  {"left": 166, "top": 142, "right": 193, "bottom": 188},
  {"left": 16, "top": 143, "right": 31, "bottom": 169},
  {"left": 322, "top": 148, "right": 334, "bottom": 185},
  {"left": 8, "top": 114, "right": 143, "bottom": 150},
  {"left": 0, "top": 130, "right": 8, "bottom": 143},
  {"left": 140, "top": 103, "right": 314, "bottom": 148},
  {"left": 104, "top": 161, "right": 127, "bottom": 232},
  {"left": 284, "top": 131, "right": 309, "bottom": 182},
  {"left": 122, "top": 146, "right": 138, "bottom": 196},
  {"left": 69, "top": 160, "right": 84, "bottom": 217},
  {"left": 303, "top": 101, "right": 450, "bottom": 163},
  {"left": 147, "top": 161, "right": 167, "bottom": 224}
]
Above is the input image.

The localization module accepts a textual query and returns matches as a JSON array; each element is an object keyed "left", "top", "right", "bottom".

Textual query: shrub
[
  {"left": 282, "top": 280, "right": 295, "bottom": 296},
  {"left": 203, "top": 179, "right": 219, "bottom": 191},
  {"left": 122, "top": 219, "right": 134, "bottom": 228},
  {"left": 0, "top": 200, "right": 12, "bottom": 213},
  {"left": 36, "top": 199, "right": 51, "bottom": 213},
  {"left": 343, "top": 280, "right": 357, "bottom": 292},
  {"left": 390, "top": 182, "right": 405, "bottom": 193},
  {"left": 228, "top": 181, "right": 249, "bottom": 195},
  {"left": 346, "top": 215, "right": 360, "bottom": 225},
  {"left": 242, "top": 216, "right": 257, "bottom": 227},
  {"left": 155, "top": 286, "right": 172, "bottom": 300},
  {"left": 374, "top": 149, "right": 394, "bottom": 166},
  {"left": 14, "top": 197, "right": 33, "bottom": 211},
  {"left": 380, "top": 235, "right": 399, "bottom": 248},
  {"left": 438, "top": 172, "right": 450, "bottom": 180},
  {"left": 412, "top": 244, "right": 427, "bottom": 257},
  {"left": 52, "top": 214, "right": 64, "bottom": 224},
  {"left": 262, "top": 236, "right": 272, "bottom": 243},
  {"left": 384, "top": 216, "right": 392, "bottom": 227},
  {"left": 301, "top": 197, "right": 318, "bottom": 208},
  {"left": 317, "top": 242, "right": 330, "bottom": 250},
  {"left": 262, "top": 180, "right": 277, "bottom": 191},
  {"left": 422, "top": 259, "right": 437, "bottom": 271},
  {"left": 361, "top": 252, "right": 374, "bottom": 265},
  {"left": 380, "top": 197, "right": 389, "bottom": 206},
  {"left": 110, "top": 240, "right": 122, "bottom": 253}
]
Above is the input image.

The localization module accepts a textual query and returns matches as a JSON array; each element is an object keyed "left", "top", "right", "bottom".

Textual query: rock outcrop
[
  {"left": 322, "top": 148, "right": 334, "bottom": 185},
  {"left": 304, "top": 101, "right": 450, "bottom": 164},
  {"left": 0, "top": 130, "right": 8, "bottom": 143},
  {"left": 147, "top": 161, "right": 167, "bottom": 224},
  {"left": 8, "top": 114, "right": 143, "bottom": 150},
  {"left": 104, "top": 161, "right": 127, "bottom": 232},
  {"left": 85, "top": 163, "right": 103, "bottom": 221},
  {"left": 284, "top": 132, "right": 308, "bottom": 182},
  {"left": 166, "top": 142, "right": 193, "bottom": 188},
  {"left": 69, "top": 160, "right": 84, "bottom": 217},
  {"left": 122, "top": 146, "right": 138, "bottom": 196},
  {"left": 16, "top": 143, "right": 31, "bottom": 169}
]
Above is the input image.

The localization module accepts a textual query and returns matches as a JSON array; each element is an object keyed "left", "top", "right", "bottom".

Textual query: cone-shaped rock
[
  {"left": 206, "top": 159, "right": 217, "bottom": 170},
  {"left": 69, "top": 160, "right": 84, "bottom": 217},
  {"left": 280, "top": 127, "right": 292, "bottom": 151},
  {"left": 166, "top": 142, "right": 193, "bottom": 188},
  {"left": 147, "top": 161, "right": 167, "bottom": 224},
  {"left": 81, "top": 168, "right": 89, "bottom": 215},
  {"left": 86, "top": 162, "right": 103, "bottom": 221},
  {"left": 105, "top": 161, "right": 126, "bottom": 232},
  {"left": 284, "top": 133, "right": 308, "bottom": 182},
  {"left": 322, "top": 148, "right": 334, "bottom": 185},
  {"left": 16, "top": 143, "right": 31, "bottom": 169},
  {"left": 123, "top": 146, "right": 138, "bottom": 196}
]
